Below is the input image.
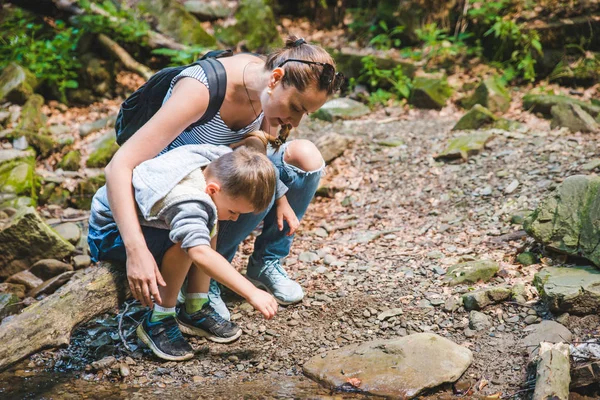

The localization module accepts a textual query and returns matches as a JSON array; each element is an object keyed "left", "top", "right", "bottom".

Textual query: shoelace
[
  {"left": 262, "top": 259, "right": 289, "bottom": 283},
  {"left": 163, "top": 320, "right": 185, "bottom": 343},
  {"left": 202, "top": 304, "right": 228, "bottom": 326}
]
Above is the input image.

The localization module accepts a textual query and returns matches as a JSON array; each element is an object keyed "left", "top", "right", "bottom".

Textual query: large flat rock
[
  {"left": 303, "top": 333, "right": 473, "bottom": 399},
  {"left": 534, "top": 266, "right": 600, "bottom": 315}
]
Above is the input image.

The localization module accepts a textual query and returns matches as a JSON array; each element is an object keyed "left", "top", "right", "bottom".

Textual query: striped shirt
[{"left": 160, "top": 64, "right": 264, "bottom": 154}]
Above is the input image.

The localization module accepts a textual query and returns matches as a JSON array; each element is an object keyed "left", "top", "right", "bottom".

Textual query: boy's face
[{"left": 206, "top": 182, "right": 255, "bottom": 221}]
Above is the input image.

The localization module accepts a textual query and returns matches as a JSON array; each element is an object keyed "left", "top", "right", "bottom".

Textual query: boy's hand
[
  {"left": 126, "top": 247, "right": 166, "bottom": 307},
  {"left": 275, "top": 196, "right": 299, "bottom": 236},
  {"left": 248, "top": 289, "right": 278, "bottom": 319}
]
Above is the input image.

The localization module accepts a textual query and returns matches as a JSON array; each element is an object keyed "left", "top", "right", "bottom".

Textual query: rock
[
  {"left": 462, "top": 77, "right": 511, "bottom": 113},
  {"left": 533, "top": 266, "right": 600, "bottom": 315},
  {"left": 511, "top": 283, "right": 529, "bottom": 304},
  {"left": 505, "top": 179, "right": 519, "bottom": 194},
  {"left": 78, "top": 115, "right": 116, "bottom": 138},
  {"left": 409, "top": 77, "right": 453, "bottom": 109},
  {"left": 6, "top": 270, "right": 43, "bottom": 291},
  {"left": 523, "top": 93, "right": 600, "bottom": 119},
  {"left": 524, "top": 175, "right": 600, "bottom": 266},
  {"left": 0, "top": 63, "right": 38, "bottom": 104},
  {"left": 10, "top": 94, "right": 56, "bottom": 158},
  {"left": 91, "top": 355, "right": 117, "bottom": 371},
  {"left": 376, "top": 308, "right": 403, "bottom": 321},
  {"left": 524, "top": 315, "right": 540, "bottom": 324},
  {"left": 183, "top": 0, "right": 232, "bottom": 20},
  {"left": 303, "top": 333, "right": 472, "bottom": 399},
  {"left": 29, "top": 271, "right": 76, "bottom": 298},
  {"left": 53, "top": 222, "right": 81, "bottom": 245},
  {"left": 445, "top": 260, "right": 499, "bottom": 285},
  {"left": 298, "top": 251, "right": 320, "bottom": 263},
  {"left": 71, "top": 170, "right": 106, "bottom": 210},
  {"left": 73, "top": 255, "right": 92, "bottom": 270},
  {"left": 469, "top": 310, "right": 492, "bottom": 331},
  {"left": 550, "top": 103, "right": 599, "bottom": 133},
  {"left": 86, "top": 130, "right": 119, "bottom": 168},
  {"left": 136, "top": 0, "right": 216, "bottom": 46},
  {"left": 521, "top": 321, "right": 572, "bottom": 358},
  {"left": 532, "top": 342, "right": 570, "bottom": 400},
  {"left": 453, "top": 104, "right": 498, "bottom": 131},
  {"left": 0, "top": 149, "right": 35, "bottom": 164},
  {"left": 444, "top": 297, "right": 461, "bottom": 312},
  {"left": 311, "top": 98, "right": 370, "bottom": 122},
  {"left": 48, "top": 124, "right": 71, "bottom": 136},
  {"left": 0, "top": 293, "right": 21, "bottom": 320},
  {"left": 313, "top": 132, "right": 350, "bottom": 163},
  {"left": 29, "top": 259, "right": 74, "bottom": 280},
  {"left": 462, "top": 286, "right": 512, "bottom": 310},
  {"left": 0, "top": 283, "right": 26, "bottom": 299},
  {"left": 57, "top": 151, "right": 81, "bottom": 171},
  {"left": 434, "top": 132, "right": 494, "bottom": 161},
  {"left": 0, "top": 157, "right": 36, "bottom": 199},
  {"left": 0, "top": 207, "right": 75, "bottom": 279},
  {"left": 582, "top": 158, "right": 600, "bottom": 171},
  {"left": 516, "top": 252, "right": 537, "bottom": 266}
]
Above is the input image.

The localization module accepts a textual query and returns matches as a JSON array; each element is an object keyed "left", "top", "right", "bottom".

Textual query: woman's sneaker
[
  {"left": 246, "top": 258, "right": 304, "bottom": 305},
  {"left": 177, "top": 303, "right": 242, "bottom": 343},
  {"left": 136, "top": 312, "right": 194, "bottom": 361}
]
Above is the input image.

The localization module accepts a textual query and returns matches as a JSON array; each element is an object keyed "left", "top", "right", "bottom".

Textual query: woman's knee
[{"left": 283, "top": 139, "right": 324, "bottom": 172}]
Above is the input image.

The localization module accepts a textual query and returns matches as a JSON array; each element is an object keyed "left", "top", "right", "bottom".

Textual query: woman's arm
[{"left": 105, "top": 78, "right": 210, "bottom": 307}]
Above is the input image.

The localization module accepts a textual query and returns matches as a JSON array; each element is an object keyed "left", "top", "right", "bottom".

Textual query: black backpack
[{"left": 115, "top": 49, "right": 233, "bottom": 146}]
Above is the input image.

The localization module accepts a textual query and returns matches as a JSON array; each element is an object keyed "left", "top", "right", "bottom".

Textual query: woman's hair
[{"left": 205, "top": 146, "right": 276, "bottom": 212}]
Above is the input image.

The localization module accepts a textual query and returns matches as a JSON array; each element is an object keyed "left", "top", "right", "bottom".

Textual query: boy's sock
[
  {"left": 150, "top": 304, "right": 177, "bottom": 322},
  {"left": 185, "top": 293, "right": 209, "bottom": 314}
]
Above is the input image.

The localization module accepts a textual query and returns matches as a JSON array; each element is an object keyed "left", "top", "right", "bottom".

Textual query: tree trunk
[{"left": 0, "top": 262, "right": 129, "bottom": 372}]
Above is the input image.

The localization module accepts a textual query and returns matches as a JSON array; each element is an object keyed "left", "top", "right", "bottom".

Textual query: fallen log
[
  {"left": 0, "top": 262, "right": 129, "bottom": 372},
  {"left": 97, "top": 34, "right": 153, "bottom": 80}
]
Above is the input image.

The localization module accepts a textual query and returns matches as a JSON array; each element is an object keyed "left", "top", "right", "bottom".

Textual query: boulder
[
  {"left": 313, "top": 132, "right": 351, "bottom": 164},
  {"left": 53, "top": 222, "right": 81, "bottom": 245},
  {"left": 10, "top": 94, "right": 56, "bottom": 158},
  {"left": 303, "top": 333, "right": 472, "bottom": 399},
  {"left": 469, "top": 310, "right": 492, "bottom": 331},
  {"left": 462, "top": 286, "right": 512, "bottom": 310},
  {"left": 453, "top": 104, "right": 497, "bottom": 131},
  {"left": 462, "top": 77, "right": 511, "bottom": 113},
  {"left": 6, "top": 270, "right": 43, "bottom": 291},
  {"left": 73, "top": 255, "right": 92, "bottom": 270},
  {"left": 29, "top": 259, "right": 74, "bottom": 281},
  {"left": 550, "top": 103, "right": 599, "bottom": 133},
  {"left": 0, "top": 63, "right": 38, "bottom": 104},
  {"left": 524, "top": 175, "right": 600, "bottom": 266},
  {"left": 533, "top": 266, "right": 600, "bottom": 315},
  {"left": 516, "top": 251, "right": 537, "bottom": 266},
  {"left": 311, "top": 98, "right": 370, "bottom": 122},
  {"left": 521, "top": 320, "right": 572, "bottom": 358},
  {"left": 523, "top": 94, "right": 600, "bottom": 119},
  {"left": 57, "top": 150, "right": 81, "bottom": 171},
  {"left": 78, "top": 115, "right": 117, "bottom": 138},
  {"left": 0, "top": 283, "right": 26, "bottom": 299},
  {"left": 0, "top": 207, "right": 75, "bottom": 279},
  {"left": 434, "top": 132, "right": 494, "bottom": 161},
  {"left": 409, "top": 77, "right": 453, "bottom": 109},
  {"left": 184, "top": 0, "right": 233, "bottom": 20},
  {"left": 445, "top": 260, "right": 499, "bottom": 285},
  {"left": 0, "top": 157, "right": 37, "bottom": 199},
  {"left": 86, "top": 130, "right": 119, "bottom": 168},
  {"left": 0, "top": 149, "right": 35, "bottom": 165},
  {"left": 29, "top": 271, "right": 76, "bottom": 298},
  {"left": 137, "top": 0, "right": 216, "bottom": 47}
]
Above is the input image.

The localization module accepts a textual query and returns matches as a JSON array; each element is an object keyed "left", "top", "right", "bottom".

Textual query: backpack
[{"left": 115, "top": 49, "right": 233, "bottom": 146}]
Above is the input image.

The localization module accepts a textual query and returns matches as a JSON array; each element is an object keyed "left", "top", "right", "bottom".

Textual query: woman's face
[{"left": 261, "top": 78, "right": 328, "bottom": 130}]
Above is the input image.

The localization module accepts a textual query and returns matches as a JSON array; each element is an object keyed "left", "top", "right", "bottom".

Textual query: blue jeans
[{"left": 216, "top": 141, "right": 324, "bottom": 267}]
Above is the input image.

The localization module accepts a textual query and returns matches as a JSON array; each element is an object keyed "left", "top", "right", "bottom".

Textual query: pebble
[
  {"left": 504, "top": 179, "right": 519, "bottom": 194},
  {"left": 323, "top": 254, "right": 337, "bottom": 265},
  {"left": 298, "top": 251, "right": 320, "bottom": 263},
  {"left": 524, "top": 315, "right": 539, "bottom": 325},
  {"left": 73, "top": 255, "right": 91, "bottom": 270}
]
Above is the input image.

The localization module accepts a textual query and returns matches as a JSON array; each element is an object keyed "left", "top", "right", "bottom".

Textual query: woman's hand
[
  {"left": 275, "top": 195, "right": 299, "bottom": 236},
  {"left": 126, "top": 246, "right": 166, "bottom": 307}
]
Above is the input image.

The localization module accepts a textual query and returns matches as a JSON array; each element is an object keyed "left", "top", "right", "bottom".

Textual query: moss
[
  {"left": 0, "top": 157, "right": 38, "bottom": 201},
  {"left": 409, "top": 77, "right": 453, "bottom": 109},
  {"left": 453, "top": 104, "right": 497, "bottom": 131},
  {"left": 0, "top": 63, "right": 38, "bottom": 104},
  {"left": 516, "top": 252, "right": 537, "bottom": 266},
  {"left": 71, "top": 174, "right": 106, "bottom": 209},
  {"left": 86, "top": 137, "right": 119, "bottom": 168},
  {"left": 445, "top": 260, "right": 499, "bottom": 285},
  {"left": 16, "top": 94, "right": 46, "bottom": 132},
  {"left": 523, "top": 94, "right": 600, "bottom": 118},
  {"left": 435, "top": 132, "right": 494, "bottom": 161},
  {"left": 58, "top": 150, "right": 81, "bottom": 171},
  {"left": 462, "top": 77, "right": 510, "bottom": 113}
]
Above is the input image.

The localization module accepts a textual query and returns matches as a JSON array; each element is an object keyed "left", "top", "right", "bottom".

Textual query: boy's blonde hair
[{"left": 205, "top": 146, "right": 276, "bottom": 212}]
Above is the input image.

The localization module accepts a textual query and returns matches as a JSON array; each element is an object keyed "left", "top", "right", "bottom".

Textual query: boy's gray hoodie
[{"left": 90, "top": 144, "right": 232, "bottom": 250}]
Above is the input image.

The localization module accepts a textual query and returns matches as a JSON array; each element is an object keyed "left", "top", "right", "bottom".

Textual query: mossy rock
[
  {"left": 311, "top": 98, "right": 370, "bottom": 122},
  {"left": 524, "top": 175, "right": 600, "bottom": 266},
  {"left": 435, "top": 132, "right": 494, "bottom": 161},
  {"left": 523, "top": 94, "right": 600, "bottom": 119},
  {"left": 8, "top": 129, "right": 57, "bottom": 159},
  {"left": 138, "top": 0, "right": 216, "bottom": 47},
  {"left": 86, "top": 131, "right": 119, "bottom": 168},
  {"left": 409, "top": 77, "right": 453, "bottom": 110},
  {"left": 184, "top": 0, "right": 232, "bottom": 20},
  {"left": 70, "top": 173, "right": 106, "bottom": 210},
  {"left": 0, "top": 207, "right": 75, "bottom": 279},
  {"left": 490, "top": 118, "right": 523, "bottom": 131},
  {"left": 0, "top": 157, "right": 37, "bottom": 201},
  {"left": 0, "top": 292, "right": 22, "bottom": 320},
  {"left": 534, "top": 266, "right": 600, "bottom": 315},
  {"left": 516, "top": 252, "right": 537, "bottom": 266},
  {"left": 462, "top": 286, "right": 512, "bottom": 310},
  {"left": 58, "top": 150, "right": 81, "bottom": 171},
  {"left": 453, "top": 104, "right": 497, "bottom": 131},
  {"left": 0, "top": 63, "right": 38, "bottom": 105},
  {"left": 16, "top": 94, "right": 46, "bottom": 132},
  {"left": 462, "top": 77, "right": 511, "bottom": 114},
  {"left": 445, "top": 260, "right": 499, "bottom": 285},
  {"left": 550, "top": 103, "right": 599, "bottom": 133}
]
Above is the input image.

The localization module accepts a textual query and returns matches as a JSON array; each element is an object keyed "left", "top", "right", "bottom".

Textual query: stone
[
  {"left": 516, "top": 252, "right": 537, "bottom": 266},
  {"left": 533, "top": 266, "right": 600, "bottom": 315},
  {"left": 313, "top": 132, "right": 351, "bottom": 163},
  {"left": 524, "top": 175, "right": 600, "bottom": 267},
  {"left": 71, "top": 170, "right": 106, "bottom": 210},
  {"left": 78, "top": 115, "right": 116, "bottom": 138},
  {"left": 521, "top": 321, "right": 572, "bottom": 358},
  {"left": 445, "top": 260, "right": 499, "bottom": 285},
  {"left": 0, "top": 282, "right": 26, "bottom": 299},
  {"left": 29, "top": 259, "right": 74, "bottom": 280},
  {"left": 523, "top": 93, "right": 600, "bottom": 119},
  {"left": 73, "top": 255, "right": 92, "bottom": 270},
  {"left": 0, "top": 63, "right": 38, "bottom": 104},
  {"left": 311, "top": 98, "right": 370, "bottom": 122},
  {"left": 303, "top": 333, "right": 472, "bottom": 399},
  {"left": 57, "top": 151, "right": 81, "bottom": 171},
  {"left": 409, "top": 77, "right": 453, "bottom": 109},
  {"left": 462, "top": 286, "right": 512, "bottom": 310},
  {"left": 0, "top": 157, "right": 36, "bottom": 199},
  {"left": 48, "top": 124, "right": 71, "bottom": 136},
  {"left": 29, "top": 271, "right": 76, "bottom": 298},
  {"left": 183, "top": 0, "right": 232, "bottom": 20},
  {"left": 524, "top": 315, "right": 540, "bottom": 324},
  {"left": 581, "top": 159, "right": 600, "bottom": 171},
  {"left": 532, "top": 342, "right": 570, "bottom": 400},
  {"left": 376, "top": 308, "right": 403, "bottom": 321},
  {"left": 0, "top": 149, "right": 35, "bottom": 164},
  {"left": 86, "top": 130, "right": 119, "bottom": 168},
  {"left": 6, "top": 270, "right": 43, "bottom": 290},
  {"left": 0, "top": 293, "right": 21, "bottom": 320},
  {"left": 550, "top": 103, "right": 599, "bottom": 133},
  {"left": 452, "top": 104, "right": 497, "bottom": 131},
  {"left": 469, "top": 311, "right": 492, "bottom": 331},
  {"left": 505, "top": 179, "right": 519, "bottom": 194},
  {"left": 462, "top": 77, "right": 511, "bottom": 113},
  {"left": 435, "top": 132, "right": 494, "bottom": 161},
  {"left": 0, "top": 207, "right": 74, "bottom": 279},
  {"left": 53, "top": 222, "right": 81, "bottom": 245},
  {"left": 298, "top": 251, "right": 320, "bottom": 263}
]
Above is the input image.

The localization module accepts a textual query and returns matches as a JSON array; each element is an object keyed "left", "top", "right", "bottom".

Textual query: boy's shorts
[{"left": 88, "top": 225, "right": 176, "bottom": 267}]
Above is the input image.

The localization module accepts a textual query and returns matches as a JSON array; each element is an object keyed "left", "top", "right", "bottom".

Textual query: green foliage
[
  {"left": 467, "top": 0, "right": 511, "bottom": 24},
  {"left": 151, "top": 46, "right": 209, "bottom": 66},
  {"left": 405, "top": 23, "right": 477, "bottom": 66},
  {"left": 357, "top": 55, "right": 412, "bottom": 107},
  {"left": 0, "top": 9, "right": 82, "bottom": 103},
  {"left": 368, "top": 21, "right": 404, "bottom": 50}
]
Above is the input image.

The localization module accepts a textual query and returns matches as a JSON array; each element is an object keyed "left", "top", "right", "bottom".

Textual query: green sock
[
  {"left": 150, "top": 305, "right": 176, "bottom": 322},
  {"left": 185, "top": 293, "right": 209, "bottom": 314}
]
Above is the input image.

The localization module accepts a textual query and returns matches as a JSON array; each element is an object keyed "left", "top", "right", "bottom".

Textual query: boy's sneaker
[
  {"left": 177, "top": 279, "right": 231, "bottom": 321},
  {"left": 177, "top": 302, "right": 242, "bottom": 343},
  {"left": 136, "top": 312, "right": 194, "bottom": 361},
  {"left": 246, "top": 259, "right": 304, "bottom": 305}
]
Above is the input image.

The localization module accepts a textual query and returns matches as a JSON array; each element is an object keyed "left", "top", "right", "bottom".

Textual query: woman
[{"left": 103, "top": 36, "right": 344, "bottom": 319}]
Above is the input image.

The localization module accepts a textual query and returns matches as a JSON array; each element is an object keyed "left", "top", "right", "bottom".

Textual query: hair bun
[{"left": 285, "top": 37, "right": 306, "bottom": 48}]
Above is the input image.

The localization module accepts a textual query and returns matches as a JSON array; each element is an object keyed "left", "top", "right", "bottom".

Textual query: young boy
[{"left": 88, "top": 143, "right": 279, "bottom": 361}]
